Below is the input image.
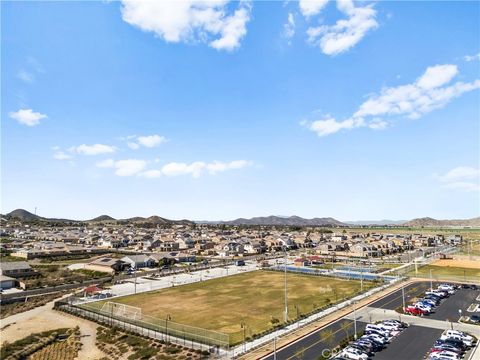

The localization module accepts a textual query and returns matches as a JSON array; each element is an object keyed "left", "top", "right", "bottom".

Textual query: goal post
[{"left": 100, "top": 301, "right": 142, "bottom": 320}]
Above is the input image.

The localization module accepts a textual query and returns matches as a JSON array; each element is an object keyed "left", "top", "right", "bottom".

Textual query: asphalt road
[
  {"left": 374, "top": 325, "right": 443, "bottom": 360},
  {"left": 262, "top": 319, "right": 368, "bottom": 360}
]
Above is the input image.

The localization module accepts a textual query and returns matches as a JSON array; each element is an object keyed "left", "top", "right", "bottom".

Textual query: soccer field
[{"left": 90, "top": 270, "right": 373, "bottom": 343}]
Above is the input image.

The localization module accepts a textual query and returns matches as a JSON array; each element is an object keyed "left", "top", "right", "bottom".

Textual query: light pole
[
  {"left": 241, "top": 321, "right": 246, "bottom": 353},
  {"left": 273, "top": 334, "right": 277, "bottom": 360},
  {"left": 402, "top": 283, "right": 406, "bottom": 311},
  {"left": 284, "top": 248, "right": 288, "bottom": 323},
  {"left": 430, "top": 269, "right": 433, "bottom": 291},
  {"left": 353, "top": 302, "right": 357, "bottom": 340},
  {"left": 134, "top": 264, "right": 137, "bottom": 294},
  {"left": 165, "top": 314, "right": 171, "bottom": 343}
]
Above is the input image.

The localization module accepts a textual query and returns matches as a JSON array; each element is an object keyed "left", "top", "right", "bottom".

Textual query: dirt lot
[
  {"left": 0, "top": 297, "right": 103, "bottom": 359},
  {"left": 432, "top": 259, "right": 480, "bottom": 269}
]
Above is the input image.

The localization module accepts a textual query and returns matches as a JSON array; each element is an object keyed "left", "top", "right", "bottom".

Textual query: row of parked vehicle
[
  {"left": 404, "top": 283, "right": 458, "bottom": 316},
  {"left": 333, "top": 319, "right": 409, "bottom": 360},
  {"left": 427, "top": 329, "right": 477, "bottom": 359}
]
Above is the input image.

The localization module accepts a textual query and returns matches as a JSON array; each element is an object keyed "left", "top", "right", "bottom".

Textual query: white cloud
[
  {"left": 162, "top": 161, "right": 207, "bottom": 178},
  {"left": 299, "top": 0, "right": 328, "bottom": 17},
  {"left": 156, "top": 160, "right": 251, "bottom": 178},
  {"left": 354, "top": 65, "right": 480, "bottom": 120},
  {"left": 127, "top": 142, "right": 140, "bottom": 150},
  {"left": 53, "top": 151, "right": 73, "bottom": 161},
  {"left": 368, "top": 118, "right": 388, "bottom": 130},
  {"left": 72, "top": 144, "right": 117, "bottom": 156},
  {"left": 304, "top": 63, "right": 480, "bottom": 137},
  {"left": 9, "top": 109, "right": 47, "bottom": 126},
  {"left": 435, "top": 166, "right": 480, "bottom": 192},
  {"left": 307, "top": 117, "right": 365, "bottom": 137},
  {"left": 121, "top": 0, "right": 251, "bottom": 51},
  {"left": 283, "top": 12, "right": 296, "bottom": 44},
  {"left": 464, "top": 52, "right": 480, "bottom": 62},
  {"left": 126, "top": 134, "right": 167, "bottom": 149},
  {"left": 416, "top": 64, "right": 458, "bottom": 89},
  {"left": 306, "top": 0, "right": 378, "bottom": 55},
  {"left": 137, "top": 135, "right": 167, "bottom": 148},
  {"left": 17, "top": 70, "right": 34, "bottom": 83},
  {"left": 114, "top": 159, "right": 147, "bottom": 176}
]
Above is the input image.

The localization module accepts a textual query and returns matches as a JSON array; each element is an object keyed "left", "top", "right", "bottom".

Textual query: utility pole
[
  {"left": 273, "top": 335, "right": 277, "bottom": 360},
  {"left": 284, "top": 248, "right": 288, "bottom": 323},
  {"left": 134, "top": 264, "right": 137, "bottom": 294},
  {"left": 353, "top": 302, "right": 357, "bottom": 340}
]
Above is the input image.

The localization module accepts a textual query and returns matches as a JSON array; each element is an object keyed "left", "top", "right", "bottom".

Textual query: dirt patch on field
[{"left": 432, "top": 259, "right": 480, "bottom": 269}]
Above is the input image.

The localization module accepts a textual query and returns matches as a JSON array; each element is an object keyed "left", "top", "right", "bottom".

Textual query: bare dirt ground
[
  {"left": 432, "top": 259, "right": 480, "bottom": 269},
  {"left": 0, "top": 297, "right": 104, "bottom": 359}
]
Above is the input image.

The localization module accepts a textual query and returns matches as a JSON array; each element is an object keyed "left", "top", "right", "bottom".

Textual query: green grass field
[
  {"left": 88, "top": 270, "right": 373, "bottom": 343},
  {"left": 407, "top": 264, "right": 480, "bottom": 280}
]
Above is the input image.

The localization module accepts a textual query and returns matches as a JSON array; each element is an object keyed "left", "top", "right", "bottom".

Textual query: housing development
[
  {"left": 1, "top": 210, "right": 479, "bottom": 359},
  {"left": 2, "top": 1, "right": 479, "bottom": 359}
]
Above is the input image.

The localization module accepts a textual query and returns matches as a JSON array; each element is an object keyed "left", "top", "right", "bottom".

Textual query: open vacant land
[
  {"left": 408, "top": 264, "right": 480, "bottom": 280},
  {"left": 89, "top": 270, "right": 372, "bottom": 342}
]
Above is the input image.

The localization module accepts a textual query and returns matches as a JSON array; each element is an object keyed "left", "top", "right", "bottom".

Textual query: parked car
[
  {"left": 405, "top": 305, "right": 427, "bottom": 316},
  {"left": 340, "top": 346, "right": 369, "bottom": 360},
  {"left": 428, "top": 350, "right": 460, "bottom": 360},
  {"left": 469, "top": 314, "right": 480, "bottom": 323}
]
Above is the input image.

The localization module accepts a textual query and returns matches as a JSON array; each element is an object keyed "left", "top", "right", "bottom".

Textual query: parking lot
[
  {"left": 374, "top": 326, "right": 443, "bottom": 360},
  {"left": 261, "top": 281, "right": 479, "bottom": 360}
]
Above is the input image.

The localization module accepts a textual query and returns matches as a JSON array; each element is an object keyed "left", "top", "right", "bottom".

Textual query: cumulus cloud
[
  {"left": 299, "top": 0, "right": 328, "bottom": 17},
  {"left": 464, "top": 52, "right": 480, "bottom": 62},
  {"left": 9, "top": 109, "right": 47, "bottom": 126},
  {"left": 304, "top": 64, "right": 480, "bottom": 137},
  {"left": 305, "top": 0, "right": 378, "bottom": 55},
  {"left": 435, "top": 166, "right": 480, "bottom": 192},
  {"left": 71, "top": 144, "right": 117, "bottom": 156},
  {"left": 283, "top": 12, "right": 296, "bottom": 44},
  {"left": 354, "top": 65, "right": 480, "bottom": 120},
  {"left": 96, "top": 158, "right": 147, "bottom": 176},
  {"left": 121, "top": 0, "right": 251, "bottom": 51},
  {"left": 125, "top": 134, "right": 167, "bottom": 149},
  {"left": 138, "top": 160, "right": 251, "bottom": 178},
  {"left": 306, "top": 117, "right": 365, "bottom": 137}
]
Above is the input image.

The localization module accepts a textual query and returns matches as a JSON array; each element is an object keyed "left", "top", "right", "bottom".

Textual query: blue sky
[{"left": 2, "top": 0, "right": 479, "bottom": 221}]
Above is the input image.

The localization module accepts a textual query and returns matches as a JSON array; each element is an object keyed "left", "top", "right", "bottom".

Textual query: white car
[
  {"left": 443, "top": 330, "right": 475, "bottom": 346},
  {"left": 415, "top": 303, "right": 433, "bottom": 313},
  {"left": 438, "top": 286, "right": 455, "bottom": 294},
  {"left": 429, "top": 350, "right": 460, "bottom": 360},
  {"left": 377, "top": 323, "right": 401, "bottom": 335},
  {"left": 440, "top": 334, "right": 473, "bottom": 347},
  {"left": 362, "top": 333, "right": 387, "bottom": 345},
  {"left": 340, "top": 347, "right": 369, "bottom": 360}
]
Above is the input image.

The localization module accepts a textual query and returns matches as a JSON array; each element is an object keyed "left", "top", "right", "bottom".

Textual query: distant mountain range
[
  {"left": 217, "top": 215, "right": 347, "bottom": 227},
  {"left": 402, "top": 217, "right": 480, "bottom": 227},
  {"left": 3, "top": 209, "right": 479, "bottom": 228},
  {"left": 3, "top": 209, "right": 192, "bottom": 225}
]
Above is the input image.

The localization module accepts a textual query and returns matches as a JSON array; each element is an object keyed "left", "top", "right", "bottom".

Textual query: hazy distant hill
[
  {"left": 88, "top": 215, "right": 116, "bottom": 222},
  {"left": 4, "top": 209, "right": 192, "bottom": 225},
  {"left": 403, "top": 217, "right": 480, "bottom": 227},
  {"left": 219, "top": 215, "right": 347, "bottom": 226},
  {"left": 345, "top": 220, "right": 407, "bottom": 226}
]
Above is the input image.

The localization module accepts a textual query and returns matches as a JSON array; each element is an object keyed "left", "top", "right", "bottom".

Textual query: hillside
[
  {"left": 88, "top": 215, "right": 116, "bottom": 222},
  {"left": 220, "top": 215, "right": 347, "bottom": 227},
  {"left": 403, "top": 217, "right": 480, "bottom": 227}
]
